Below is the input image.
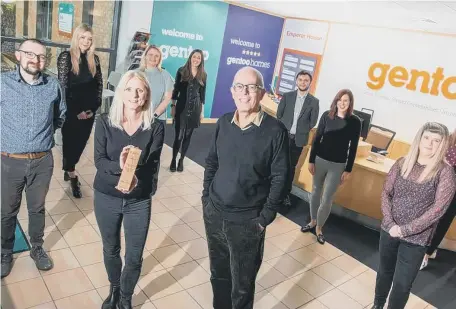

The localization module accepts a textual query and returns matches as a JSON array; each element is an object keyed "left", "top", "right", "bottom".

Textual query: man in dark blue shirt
[
  {"left": 202, "top": 66, "right": 290, "bottom": 309},
  {"left": 1, "top": 39, "right": 66, "bottom": 278}
]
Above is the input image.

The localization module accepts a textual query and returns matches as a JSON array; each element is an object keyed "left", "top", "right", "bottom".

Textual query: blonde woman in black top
[
  {"left": 57, "top": 23, "right": 102, "bottom": 198},
  {"left": 170, "top": 49, "right": 207, "bottom": 172},
  {"left": 94, "top": 70, "right": 164, "bottom": 309}
]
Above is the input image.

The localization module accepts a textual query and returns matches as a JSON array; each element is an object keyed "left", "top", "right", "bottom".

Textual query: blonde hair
[
  {"left": 70, "top": 24, "right": 96, "bottom": 76},
  {"left": 108, "top": 71, "right": 153, "bottom": 131},
  {"left": 401, "top": 122, "right": 450, "bottom": 183},
  {"left": 139, "top": 45, "right": 163, "bottom": 72}
]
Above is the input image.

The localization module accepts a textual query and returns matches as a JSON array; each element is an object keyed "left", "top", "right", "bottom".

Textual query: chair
[
  {"left": 101, "top": 71, "right": 122, "bottom": 113},
  {"left": 365, "top": 125, "right": 396, "bottom": 155}
]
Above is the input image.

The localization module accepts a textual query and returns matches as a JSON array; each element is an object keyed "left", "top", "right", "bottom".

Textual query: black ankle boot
[
  {"left": 177, "top": 158, "right": 184, "bottom": 172},
  {"left": 170, "top": 158, "right": 177, "bottom": 172},
  {"left": 64, "top": 171, "right": 70, "bottom": 182},
  {"left": 70, "top": 176, "right": 82, "bottom": 198},
  {"left": 371, "top": 305, "right": 383, "bottom": 309},
  {"left": 117, "top": 296, "right": 132, "bottom": 309},
  {"left": 102, "top": 285, "right": 120, "bottom": 309}
]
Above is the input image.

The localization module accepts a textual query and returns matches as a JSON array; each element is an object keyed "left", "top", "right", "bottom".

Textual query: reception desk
[{"left": 261, "top": 95, "right": 456, "bottom": 246}]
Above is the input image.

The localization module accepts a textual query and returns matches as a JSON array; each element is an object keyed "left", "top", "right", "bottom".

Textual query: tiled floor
[{"left": 1, "top": 136, "right": 437, "bottom": 309}]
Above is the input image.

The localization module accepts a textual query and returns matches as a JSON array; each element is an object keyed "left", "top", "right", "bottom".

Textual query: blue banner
[
  {"left": 211, "top": 5, "right": 284, "bottom": 117},
  {"left": 150, "top": 1, "right": 229, "bottom": 117}
]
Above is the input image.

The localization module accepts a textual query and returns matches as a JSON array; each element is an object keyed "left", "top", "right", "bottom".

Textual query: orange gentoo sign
[{"left": 366, "top": 62, "right": 456, "bottom": 100}]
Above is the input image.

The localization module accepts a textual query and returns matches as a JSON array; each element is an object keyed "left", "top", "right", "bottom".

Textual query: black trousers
[
  {"left": 287, "top": 134, "right": 303, "bottom": 194},
  {"left": 62, "top": 115, "right": 95, "bottom": 172},
  {"left": 426, "top": 193, "right": 456, "bottom": 255},
  {"left": 1, "top": 152, "right": 53, "bottom": 254},
  {"left": 94, "top": 190, "right": 151, "bottom": 298},
  {"left": 172, "top": 125, "right": 194, "bottom": 161},
  {"left": 154, "top": 119, "right": 166, "bottom": 184},
  {"left": 374, "top": 230, "right": 426, "bottom": 309},
  {"left": 203, "top": 201, "right": 265, "bottom": 309}
]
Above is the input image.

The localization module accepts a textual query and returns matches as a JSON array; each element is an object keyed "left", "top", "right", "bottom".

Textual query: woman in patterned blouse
[
  {"left": 372, "top": 123, "right": 456, "bottom": 309},
  {"left": 420, "top": 128, "right": 456, "bottom": 270}
]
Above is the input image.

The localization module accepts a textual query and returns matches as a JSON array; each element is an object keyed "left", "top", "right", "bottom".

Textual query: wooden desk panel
[
  {"left": 295, "top": 147, "right": 456, "bottom": 241},
  {"left": 261, "top": 95, "right": 278, "bottom": 116}
]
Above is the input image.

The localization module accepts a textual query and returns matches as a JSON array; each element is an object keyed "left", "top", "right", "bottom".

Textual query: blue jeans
[{"left": 94, "top": 190, "right": 151, "bottom": 298}]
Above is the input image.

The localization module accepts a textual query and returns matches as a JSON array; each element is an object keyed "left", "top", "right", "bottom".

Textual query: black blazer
[{"left": 276, "top": 90, "right": 319, "bottom": 147}]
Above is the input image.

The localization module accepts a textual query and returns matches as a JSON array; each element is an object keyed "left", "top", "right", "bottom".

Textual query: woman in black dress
[
  {"left": 57, "top": 23, "right": 102, "bottom": 197},
  {"left": 170, "top": 49, "right": 207, "bottom": 172}
]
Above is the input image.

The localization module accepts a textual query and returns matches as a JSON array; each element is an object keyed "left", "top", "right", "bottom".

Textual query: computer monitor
[{"left": 353, "top": 110, "right": 372, "bottom": 140}]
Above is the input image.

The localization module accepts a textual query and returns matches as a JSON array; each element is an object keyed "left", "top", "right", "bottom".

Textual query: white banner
[
  {"left": 315, "top": 23, "right": 456, "bottom": 141},
  {"left": 273, "top": 19, "right": 330, "bottom": 95}
]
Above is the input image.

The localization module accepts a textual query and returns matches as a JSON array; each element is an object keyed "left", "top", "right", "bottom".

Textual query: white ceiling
[{"left": 232, "top": 1, "right": 456, "bottom": 35}]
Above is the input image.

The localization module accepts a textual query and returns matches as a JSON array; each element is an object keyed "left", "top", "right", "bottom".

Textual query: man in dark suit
[{"left": 277, "top": 71, "right": 319, "bottom": 205}]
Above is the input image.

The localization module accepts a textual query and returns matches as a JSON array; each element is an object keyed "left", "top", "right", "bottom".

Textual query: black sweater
[
  {"left": 202, "top": 112, "right": 290, "bottom": 227},
  {"left": 309, "top": 111, "right": 361, "bottom": 172},
  {"left": 93, "top": 114, "right": 164, "bottom": 199}
]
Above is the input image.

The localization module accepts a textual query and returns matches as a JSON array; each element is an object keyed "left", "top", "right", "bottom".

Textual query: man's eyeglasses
[
  {"left": 232, "top": 83, "right": 264, "bottom": 93},
  {"left": 17, "top": 50, "right": 46, "bottom": 62}
]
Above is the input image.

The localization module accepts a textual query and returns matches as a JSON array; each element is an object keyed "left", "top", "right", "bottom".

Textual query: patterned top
[
  {"left": 0, "top": 67, "right": 66, "bottom": 153},
  {"left": 446, "top": 145, "right": 456, "bottom": 166},
  {"left": 381, "top": 157, "right": 456, "bottom": 246}
]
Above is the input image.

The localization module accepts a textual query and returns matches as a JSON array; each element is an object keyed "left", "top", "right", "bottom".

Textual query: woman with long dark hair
[
  {"left": 170, "top": 49, "right": 207, "bottom": 172},
  {"left": 371, "top": 123, "right": 456, "bottom": 309},
  {"left": 301, "top": 89, "right": 361, "bottom": 244},
  {"left": 57, "top": 23, "right": 102, "bottom": 198}
]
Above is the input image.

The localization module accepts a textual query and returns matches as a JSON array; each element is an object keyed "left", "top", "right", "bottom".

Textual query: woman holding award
[{"left": 93, "top": 70, "right": 164, "bottom": 309}]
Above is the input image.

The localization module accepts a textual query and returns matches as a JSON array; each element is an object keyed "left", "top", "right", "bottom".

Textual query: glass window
[
  {"left": 82, "top": 0, "right": 94, "bottom": 26},
  {"left": 1, "top": 0, "right": 120, "bottom": 84},
  {"left": 1, "top": 2, "right": 16, "bottom": 37},
  {"left": 23, "top": 1, "right": 29, "bottom": 37},
  {"left": 36, "top": 0, "right": 53, "bottom": 40},
  {"left": 1, "top": 1, "right": 117, "bottom": 48}
]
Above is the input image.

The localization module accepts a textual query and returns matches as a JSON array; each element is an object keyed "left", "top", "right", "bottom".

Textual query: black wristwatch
[{"left": 153, "top": 113, "right": 158, "bottom": 118}]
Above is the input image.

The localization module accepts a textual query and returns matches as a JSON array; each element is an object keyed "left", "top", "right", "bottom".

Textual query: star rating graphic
[{"left": 242, "top": 49, "right": 261, "bottom": 57}]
